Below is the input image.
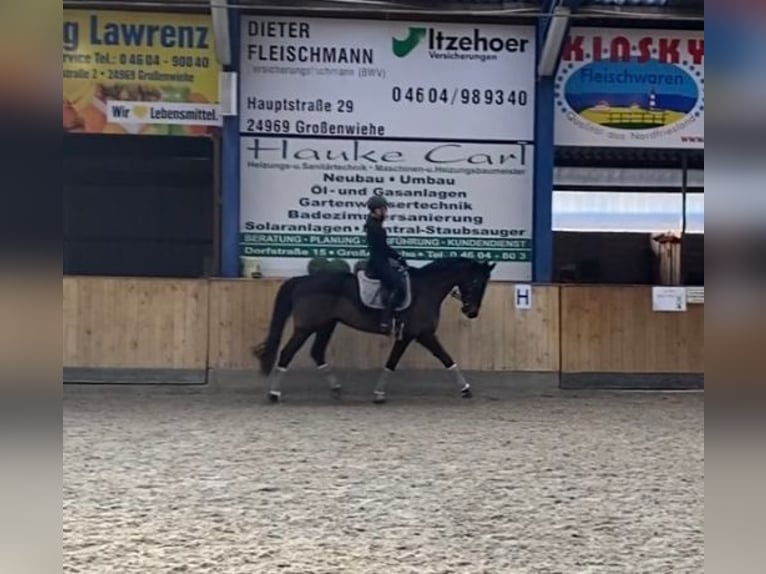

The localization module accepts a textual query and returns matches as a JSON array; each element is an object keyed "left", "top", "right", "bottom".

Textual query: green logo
[{"left": 392, "top": 27, "right": 427, "bottom": 57}]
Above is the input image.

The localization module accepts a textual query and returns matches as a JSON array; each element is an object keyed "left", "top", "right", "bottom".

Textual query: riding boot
[{"left": 380, "top": 296, "right": 395, "bottom": 334}]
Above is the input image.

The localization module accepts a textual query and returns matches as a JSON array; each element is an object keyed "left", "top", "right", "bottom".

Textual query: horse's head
[{"left": 454, "top": 261, "right": 495, "bottom": 319}]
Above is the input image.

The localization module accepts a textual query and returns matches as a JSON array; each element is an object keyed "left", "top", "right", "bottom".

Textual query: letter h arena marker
[{"left": 514, "top": 284, "right": 532, "bottom": 310}]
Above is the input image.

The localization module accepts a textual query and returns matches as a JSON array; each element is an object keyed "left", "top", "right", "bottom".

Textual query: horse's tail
[{"left": 253, "top": 277, "right": 300, "bottom": 375}]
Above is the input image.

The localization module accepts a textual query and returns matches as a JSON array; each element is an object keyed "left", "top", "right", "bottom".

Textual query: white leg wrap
[
  {"left": 374, "top": 368, "right": 393, "bottom": 395},
  {"left": 269, "top": 367, "right": 287, "bottom": 394},
  {"left": 318, "top": 364, "right": 340, "bottom": 389},
  {"left": 449, "top": 364, "right": 469, "bottom": 389}
]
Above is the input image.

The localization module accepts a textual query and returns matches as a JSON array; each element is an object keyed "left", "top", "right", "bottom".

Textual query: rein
[{"left": 412, "top": 257, "right": 489, "bottom": 308}]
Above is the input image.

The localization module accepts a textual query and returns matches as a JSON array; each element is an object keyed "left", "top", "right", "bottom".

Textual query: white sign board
[
  {"left": 240, "top": 137, "right": 533, "bottom": 280},
  {"left": 652, "top": 286, "right": 688, "bottom": 312},
  {"left": 686, "top": 286, "right": 704, "bottom": 305},
  {"left": 555, "top": 28, "right": 704, "bottom": 148},
  {"left": 238, "top": 16, "right": 537, "bottom": 279},
  {"left": 239, "top": 17, "right": 536, "bottom": 141},
  {"left": 514, "top": 284, "right": 532, "bottom": 310}
]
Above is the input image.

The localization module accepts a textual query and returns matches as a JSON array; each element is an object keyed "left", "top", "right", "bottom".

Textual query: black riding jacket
[{"left": 364, "top": 214, "right": 403, "bottom": 270}]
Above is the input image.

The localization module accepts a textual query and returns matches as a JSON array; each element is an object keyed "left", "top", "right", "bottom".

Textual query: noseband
[
  {"left": 452, "top": 274, "right": 485, "bottom": 310},
  {"left": 450, "top": 285, "right": 472, "bottom": 310}
]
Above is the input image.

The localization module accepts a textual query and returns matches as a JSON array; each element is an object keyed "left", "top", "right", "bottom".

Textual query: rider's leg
[
  {"left": 378, "top": 267, "right": 404, "bottom": 333},
  {"left": 416, "top": 331, "right": 472, "bottom": 396},
  {"left": 268, "top": 327, "right": 312, "bottom": 400},
  {"left": 310, "top": 322, "right": 340, "bottom": 392},
  {"left": 377, "top": 268, "right": 396, "bottom": 332},
  {"left": 374, "top": 335, "right": 413, "bottom": 403}
]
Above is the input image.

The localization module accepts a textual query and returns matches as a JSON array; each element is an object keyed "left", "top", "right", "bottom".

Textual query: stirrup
[
  {"left": 380, "top": 309, "right": 394, "bottom": 334},
  {"left": 393, "top": 317, "right": 404, "bottom": 340}
]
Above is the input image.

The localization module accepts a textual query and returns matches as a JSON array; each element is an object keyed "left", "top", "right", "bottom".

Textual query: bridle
[{"left": 450, "top": 275, "right": 484, "bottom": 309}]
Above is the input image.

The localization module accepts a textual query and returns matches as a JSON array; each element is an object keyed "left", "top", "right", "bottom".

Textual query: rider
[{"left": 364, "top": 195, "right": 407, "bottom": 333}]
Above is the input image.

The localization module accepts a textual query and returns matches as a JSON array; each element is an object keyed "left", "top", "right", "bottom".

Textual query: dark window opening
[
  {"left": 553, "top": 149, "right": 703, "bottom": 285},
  {"left": 64, "top": 134, "right": 215, "bottom": 278}
]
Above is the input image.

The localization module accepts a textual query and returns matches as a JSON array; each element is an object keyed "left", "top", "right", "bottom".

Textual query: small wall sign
[{"left": 652, "top": 286, "right": 687, "bottom": 312}]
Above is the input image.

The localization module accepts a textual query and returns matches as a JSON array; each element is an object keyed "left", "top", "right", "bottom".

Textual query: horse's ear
[{"left": 488, "top": 263, "right": 496, "bottom": 271}]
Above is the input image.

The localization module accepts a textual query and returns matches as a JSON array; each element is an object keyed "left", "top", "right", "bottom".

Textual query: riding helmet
[{"left": 367, "top": 195, "right": 389, "bottom": 211}]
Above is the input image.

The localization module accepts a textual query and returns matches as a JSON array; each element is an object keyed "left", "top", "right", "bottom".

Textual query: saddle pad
[{"left": 356, "top": 271, "right": 412, "bottom": 311}]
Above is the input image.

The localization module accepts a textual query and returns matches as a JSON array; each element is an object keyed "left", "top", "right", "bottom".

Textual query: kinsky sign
[{"left": 554, "top": 28, "right": 704, "bottom": 149}]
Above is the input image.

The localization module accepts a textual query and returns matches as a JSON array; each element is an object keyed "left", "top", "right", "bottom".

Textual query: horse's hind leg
[
  {"left": 268, "top": 328, "right": 312, "bottom": 402},
  {"left": 373, "top": 336, "right": 413, "bottom": 404},
  {"left": 310, "top": 322, "right": 341, "bottom": 397},
  {"left": 416, "top": 331, "right": 472, "bottom": 399}
]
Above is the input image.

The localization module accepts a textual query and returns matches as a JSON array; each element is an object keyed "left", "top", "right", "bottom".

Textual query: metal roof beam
[
  {"left": 210, "top": 0, "right": 231, "bottom": 66},
  {"left": 537, "top": 0, "right": 571, "bottom": 77}
]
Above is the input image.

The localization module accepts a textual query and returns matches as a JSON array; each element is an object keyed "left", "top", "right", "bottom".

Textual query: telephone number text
[{"left": 391, "top": 86, "right": 529, "bottom": 107}]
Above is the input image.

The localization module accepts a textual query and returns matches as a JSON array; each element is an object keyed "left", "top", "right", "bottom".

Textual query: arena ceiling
[{"left": 64, "top": 0, "right": 704, "bottom": 13}]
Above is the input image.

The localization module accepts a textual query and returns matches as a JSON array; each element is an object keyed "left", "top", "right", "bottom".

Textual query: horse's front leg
[
  {"left": 416, "top": 331, "right": 472, "bottom": 399},
  {"left": 310, "top": 321, "right": 341, "bottom": 399},
  {"left": 268, "top": 328, "right": 312, "bottom": 402},
  {"left": 373, "top": 336, "right": 413, "bottom": 404}
]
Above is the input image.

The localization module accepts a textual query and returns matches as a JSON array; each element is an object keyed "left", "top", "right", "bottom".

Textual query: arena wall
[
  {"left": 559, "top": 285, "right": 704, "bottom": 388},
  {"left": 63, "top": 277, "right": 210, "bottom": 383},
  {"left": 63, "top": 277, "right": 703, "bottom": 387}
]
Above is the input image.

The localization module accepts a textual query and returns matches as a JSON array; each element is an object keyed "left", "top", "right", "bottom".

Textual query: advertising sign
[
  {"left": 63, "top": 10, "right": 221, "bottom": 136},
  {"left": 555, "top": 29, "right": 704, "bottom": 148},
  {"left": 239, "top": 17, "right": 536, "bottom": 141},
  {"left": 239, "top": 17, "right": 537, "bottom": 280},
  {"left": 240, "top": 137, "right": 534, "bottom": 279}
]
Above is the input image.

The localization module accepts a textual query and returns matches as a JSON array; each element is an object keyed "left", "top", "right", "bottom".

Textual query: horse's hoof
[
  {"left": 461, "top": 385, "right": 473, "bottom": 399},
  {"left": 267, "top": 391, "right": 282, "bottom": 404},
  {"left": 330, "top": 386, "right": 343, "bottom": 400},
  {"left": 373, "top": 392, "right": 387, "bottom": 405}
]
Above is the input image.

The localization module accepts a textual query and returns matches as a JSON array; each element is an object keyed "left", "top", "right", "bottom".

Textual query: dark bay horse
[{"left": 254, "top": 257, "right": 495, "bottom": 403}]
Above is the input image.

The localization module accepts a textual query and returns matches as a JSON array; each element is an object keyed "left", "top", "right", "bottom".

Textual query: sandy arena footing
[{"left": 64, "top": 374, "right": 703, "bottom": 574}]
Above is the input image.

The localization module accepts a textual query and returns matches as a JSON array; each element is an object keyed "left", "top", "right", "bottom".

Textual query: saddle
[{"left": 355, "top": 264, "right": 412, "bottom": 311}]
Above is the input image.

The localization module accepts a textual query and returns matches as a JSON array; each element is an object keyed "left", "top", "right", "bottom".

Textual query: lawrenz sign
[{"left": 63, "top": 15, "right": 210, "bottom": 52}]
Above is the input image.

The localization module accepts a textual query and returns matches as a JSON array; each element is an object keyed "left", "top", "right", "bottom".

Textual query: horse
[{"left": 253, "top": 257, "right": 495, "bottom": 403}]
